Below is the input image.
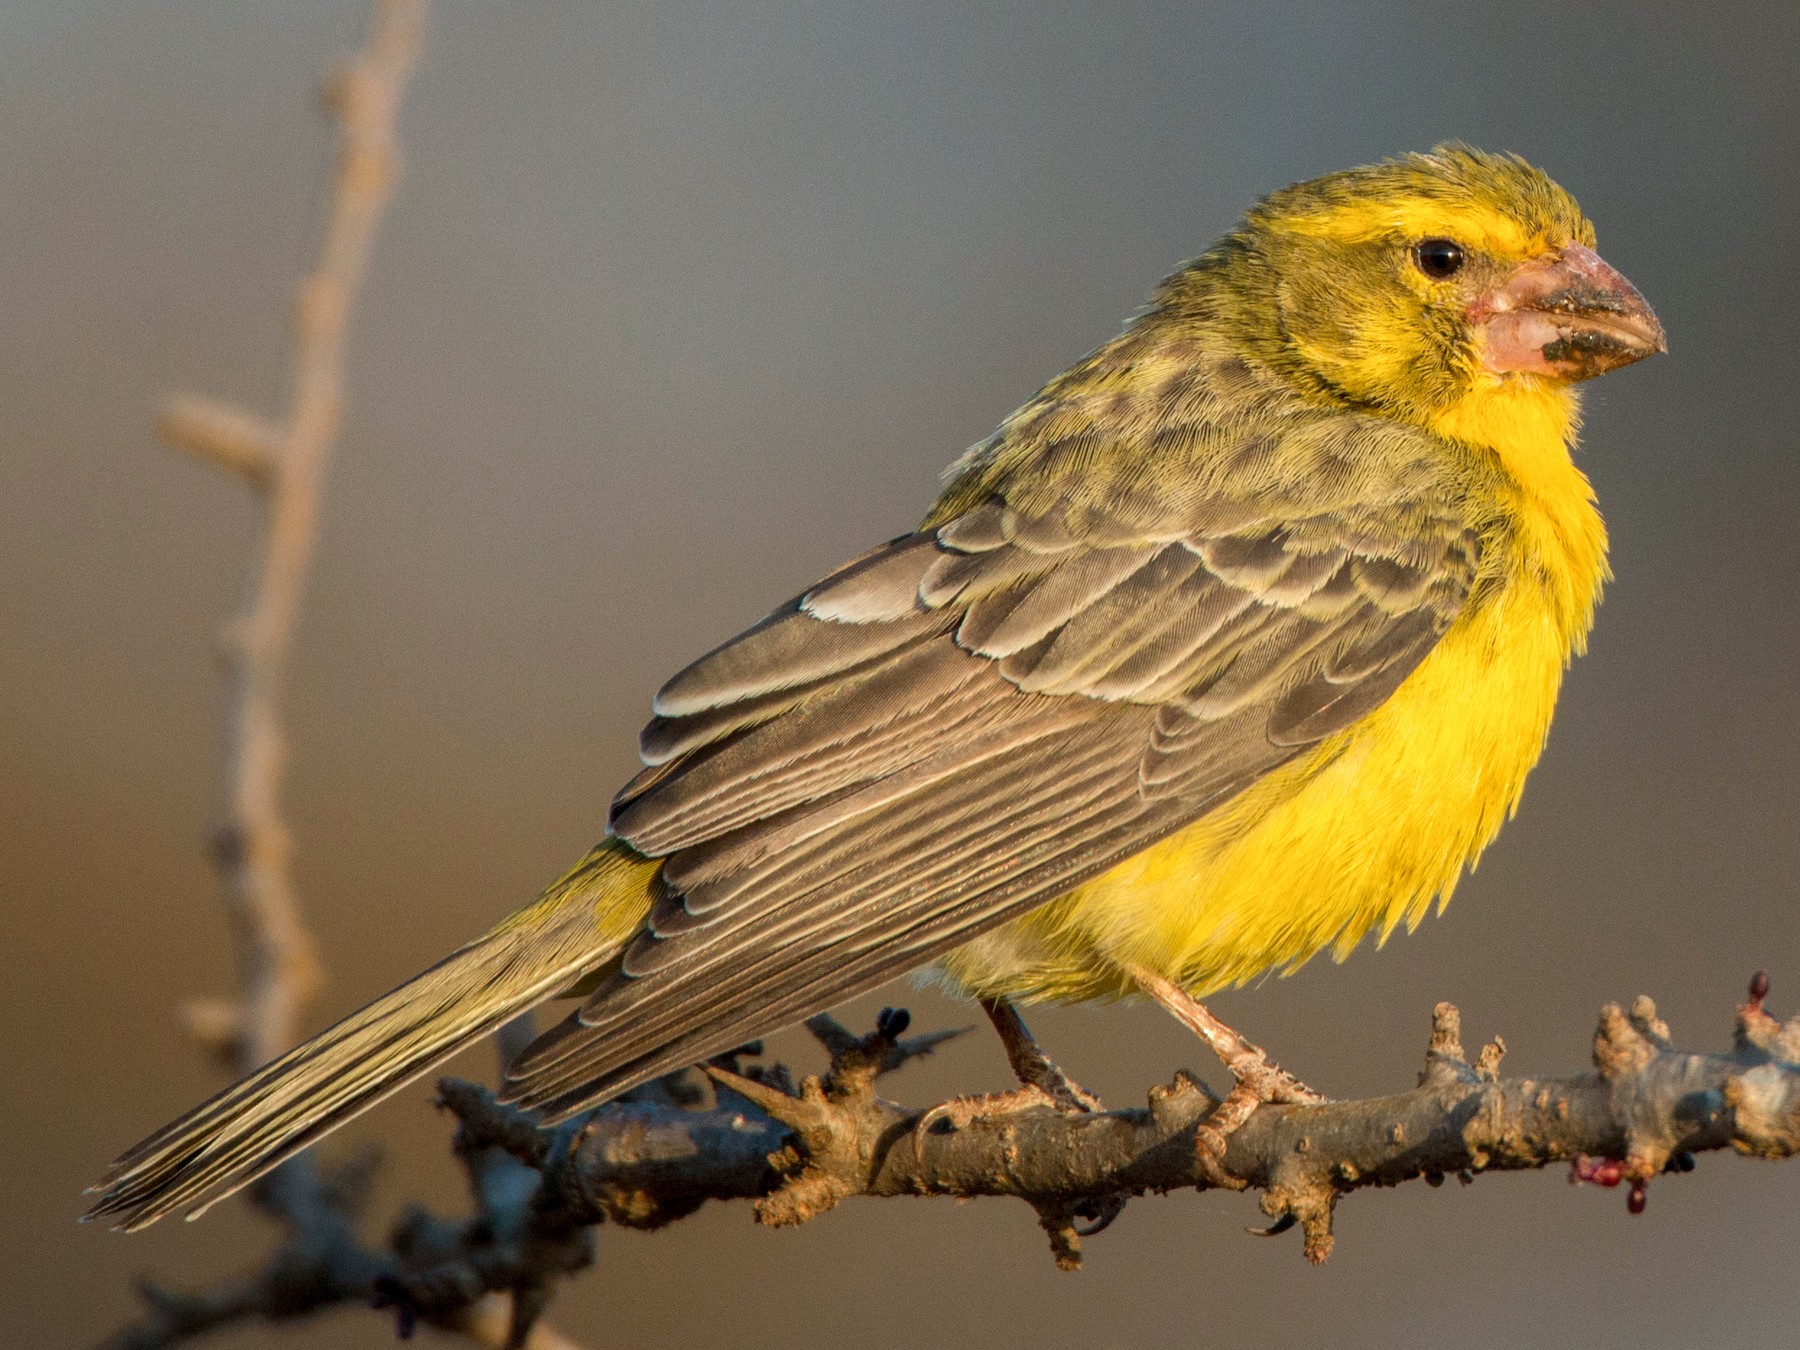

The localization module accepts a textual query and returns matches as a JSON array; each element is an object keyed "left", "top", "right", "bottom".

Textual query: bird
[{"left": 86, "top": 144, "right": 1663, "bottom": 1231}]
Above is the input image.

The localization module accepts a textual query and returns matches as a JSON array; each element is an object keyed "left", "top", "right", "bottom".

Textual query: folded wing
[{"left": 506, "top": 418, "right": 1478, "bottom": 1117}]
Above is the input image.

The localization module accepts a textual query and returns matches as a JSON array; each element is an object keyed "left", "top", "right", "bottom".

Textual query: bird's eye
[{"left": 1413, "top": 238, "right": 1465, "bottom": 280}]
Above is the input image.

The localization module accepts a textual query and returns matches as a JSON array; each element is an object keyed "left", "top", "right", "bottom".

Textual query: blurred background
[{"left": 4, "top": 3, "right": 1797, "bottom": 1346}]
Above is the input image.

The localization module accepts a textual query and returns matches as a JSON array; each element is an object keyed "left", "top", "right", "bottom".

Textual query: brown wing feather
[{"left": 504, "top": 416, "right": 1479, "bottom": 1117}]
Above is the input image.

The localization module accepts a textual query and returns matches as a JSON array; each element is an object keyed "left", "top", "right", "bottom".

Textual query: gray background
[{"left": 4, "top": 3, "right": 1797, "bottom": 1346}]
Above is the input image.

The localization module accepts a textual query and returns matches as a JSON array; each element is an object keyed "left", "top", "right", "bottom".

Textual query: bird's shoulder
[
  {"left": 610, "top": 322, "right": 1494, "bottom": 854},
  {"left": 930, "top": 314, "right": 1488, "bottom": 548}
]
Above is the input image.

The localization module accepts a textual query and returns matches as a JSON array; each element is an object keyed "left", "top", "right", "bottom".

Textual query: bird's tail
[{"left": 83, "top": 841, "right": 657, "bottom": 1232}]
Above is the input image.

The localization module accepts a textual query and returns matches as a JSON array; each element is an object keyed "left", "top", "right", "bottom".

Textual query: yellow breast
[{"left": 937, "top": 379, "right": 1608, "bottom": 1005}]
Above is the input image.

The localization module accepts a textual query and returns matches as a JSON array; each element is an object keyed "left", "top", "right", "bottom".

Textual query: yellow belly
[
  {"left": 936, "top": 566, "right": 1580, "bottom": 1004},
  {"left": 937, "top": 376, "right": 1608, "bottom": 1006}
]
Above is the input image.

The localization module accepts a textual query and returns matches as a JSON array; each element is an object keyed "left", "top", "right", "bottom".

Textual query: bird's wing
[{"left": 506, "top": 421, "right": 1479, "bottom": 1117}]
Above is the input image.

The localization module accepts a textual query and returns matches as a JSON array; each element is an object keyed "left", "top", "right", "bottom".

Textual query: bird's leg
[
  {"left": 981, "top": 997, "right": 1104, "bottom": 1112},
  {"left": 1121, "top": 963, "right": 1322, "bottom": 1188},
  {"left": 917, "top": 997, "right": 1101, "bottom": 1133}
]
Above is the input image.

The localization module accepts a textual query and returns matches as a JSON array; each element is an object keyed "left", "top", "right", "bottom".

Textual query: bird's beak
[{"left": 1474, "top": 242, "right": 1666, "bottom": 381}]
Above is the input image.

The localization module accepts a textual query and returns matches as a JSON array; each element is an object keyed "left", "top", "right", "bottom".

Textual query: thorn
[
  {"left": 1473, "top": 1036, "right": 1506, "bottom": 1081},
  {"left": 802, "top": 1013, "right": 856, "bottom": 1057},
  {"left": 897, "top": 1026, "right": 969, "bottom": 1057},
  {"left": 1628, "top": 994, "right": 1671, "bottom": 1046},
  {"left": 1594, "top": 1003, "right": 1656, "bottom": 1080},
  {"left": 1299, "top": 1201, "right": 1336, "bottom": 1264},
  {"left": 137, "top": 1280, "right": 198, "bottom": 1318},
  {"left": 1148, "top": 1069, "right": 1216, "bottom": 1127},
  {"left": 506, "top": 1282, "right": 552, "bottom": 1349},
  {"left": 180, "top": 996, "right": 245, "bottom": 1062},
  {"left": 371, "top": 1277, "right": 417, "bottom": 1340},
  {"left": 1422, "top": 1002, "right": 1472, "bottom": 1085},
  {"left": 1737, "top": 971, "right": 1782, "bottom": 1053},
  {"left": 702, "top": 1062, "right": 809, "bottom": 1128},
  {"left": 1032, "top": 1203, "right": 1084, "bottom": 1272},
  {"left": 1429, "top": 1002, "right": 1465, "bottom": 1061},
  {"left": 156, "top": 393, "right": 283, "bottom": 488},
  {"left": 1248, "top": 1212, "right": 1297, "bottom": 1238}
]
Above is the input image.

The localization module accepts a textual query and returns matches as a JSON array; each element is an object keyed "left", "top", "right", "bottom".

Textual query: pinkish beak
[{"left": 1475, "top": 242, "right": 1666, "bottom": 381}]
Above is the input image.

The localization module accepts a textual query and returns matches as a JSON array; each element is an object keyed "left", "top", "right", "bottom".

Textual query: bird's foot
[
  {"left": 916, "top": 1081, "right": 1083, "bottom": 1135},
  {"left": 1190, "top": 1056, "right": 1321, "bottom": 1190},
  {"left": 980, "top": 996, "right": 1104, "bottom": 1112},
  {"left": 1121, "top": 962, "right": 1321, "bottom": 1189},
  {"left": 916, "top": 997, "right": 1102, "bottom": 1134}
]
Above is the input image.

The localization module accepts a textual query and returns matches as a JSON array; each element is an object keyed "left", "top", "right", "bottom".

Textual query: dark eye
[{"left": 1413, "top": 238, "right": 1465, "bottom": 280}]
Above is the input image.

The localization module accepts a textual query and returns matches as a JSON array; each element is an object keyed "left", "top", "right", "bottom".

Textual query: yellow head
[{"left": 1174, "top": 145, "right": 1664, "bottom": 433}]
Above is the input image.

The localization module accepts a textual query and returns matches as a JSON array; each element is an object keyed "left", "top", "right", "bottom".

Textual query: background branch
[
  {"left": 105, "top": 4, "right": 586, "bottom": 1347},
  {"left": 158, "top": 0, "right": 423, "bottom": 1077}
]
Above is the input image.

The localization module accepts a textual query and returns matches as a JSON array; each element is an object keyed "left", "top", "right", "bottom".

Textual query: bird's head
[{"left": 1188, "top": 145, "right": 1664, "bottom": 439}]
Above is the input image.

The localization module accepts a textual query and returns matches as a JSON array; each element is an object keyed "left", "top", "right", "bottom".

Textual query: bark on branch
[
  {"left": 451, "top": 980, "right": 1800, "bottom": 1271},
  {"left": 102, "top": 979, "right": 1800, "bottom": 1348}
]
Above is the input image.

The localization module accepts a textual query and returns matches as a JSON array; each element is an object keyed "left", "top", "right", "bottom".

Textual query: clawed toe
[
  {"left": 1119, "top": 961, "right": 1323, "bottom": 1186},
  {"left": 1191, "top": 1059, "right": 1320, "bottom": 1189},
  {"left": 919, "top": 998, "right": 1104, "bottom": 1134},
  {"left": 917, "top": 1082, "right": 1073, "bottom": 1135}
]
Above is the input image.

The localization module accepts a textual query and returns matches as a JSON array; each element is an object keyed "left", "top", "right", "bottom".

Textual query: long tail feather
[{"left": 83, "top": 842, "right": 654, "bottom": 1231}]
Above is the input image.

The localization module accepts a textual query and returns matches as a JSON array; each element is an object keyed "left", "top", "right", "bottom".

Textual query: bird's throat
[
  {"left": 1432, "top": 374, "right": 1608, "bottom": 649},
  {"left": 1428, "top": 375, "right": 1579, "bottom": 492}
]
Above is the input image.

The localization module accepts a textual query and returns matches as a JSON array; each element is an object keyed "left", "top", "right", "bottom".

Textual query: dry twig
[
  {"left": 106, "top": 5, "right": 596, "bottom": 1348},
  {"left": 159, "top": 0, "right": 424, "bottom": 1075}
]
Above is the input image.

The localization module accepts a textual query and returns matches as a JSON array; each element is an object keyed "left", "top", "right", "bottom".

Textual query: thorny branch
[
  {"left": 108, "top": 977, "right": 1800, "bottom": 1347},
  {"left": 465, "top": 977, "right": 1800, "bottom": 1270}
]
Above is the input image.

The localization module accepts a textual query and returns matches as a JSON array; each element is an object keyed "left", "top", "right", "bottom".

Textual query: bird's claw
[
  {"left": 917, "top": 996, "right": 1105, "bottom": 1134},
  {"left": 1193, "top": 1062, "right": 1319, "bottom": 1190},
  {"left": 916, "top": 1077, "right": 1100, "bottom": 1136},
  {"left": 1116, "top": 960, "right": 1322, "bottom": 1187}
]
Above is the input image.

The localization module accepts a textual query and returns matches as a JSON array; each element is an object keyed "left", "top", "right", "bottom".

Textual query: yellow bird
[{"left": 87, "top": 145, "right": 1663, "bottom": 1230}]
